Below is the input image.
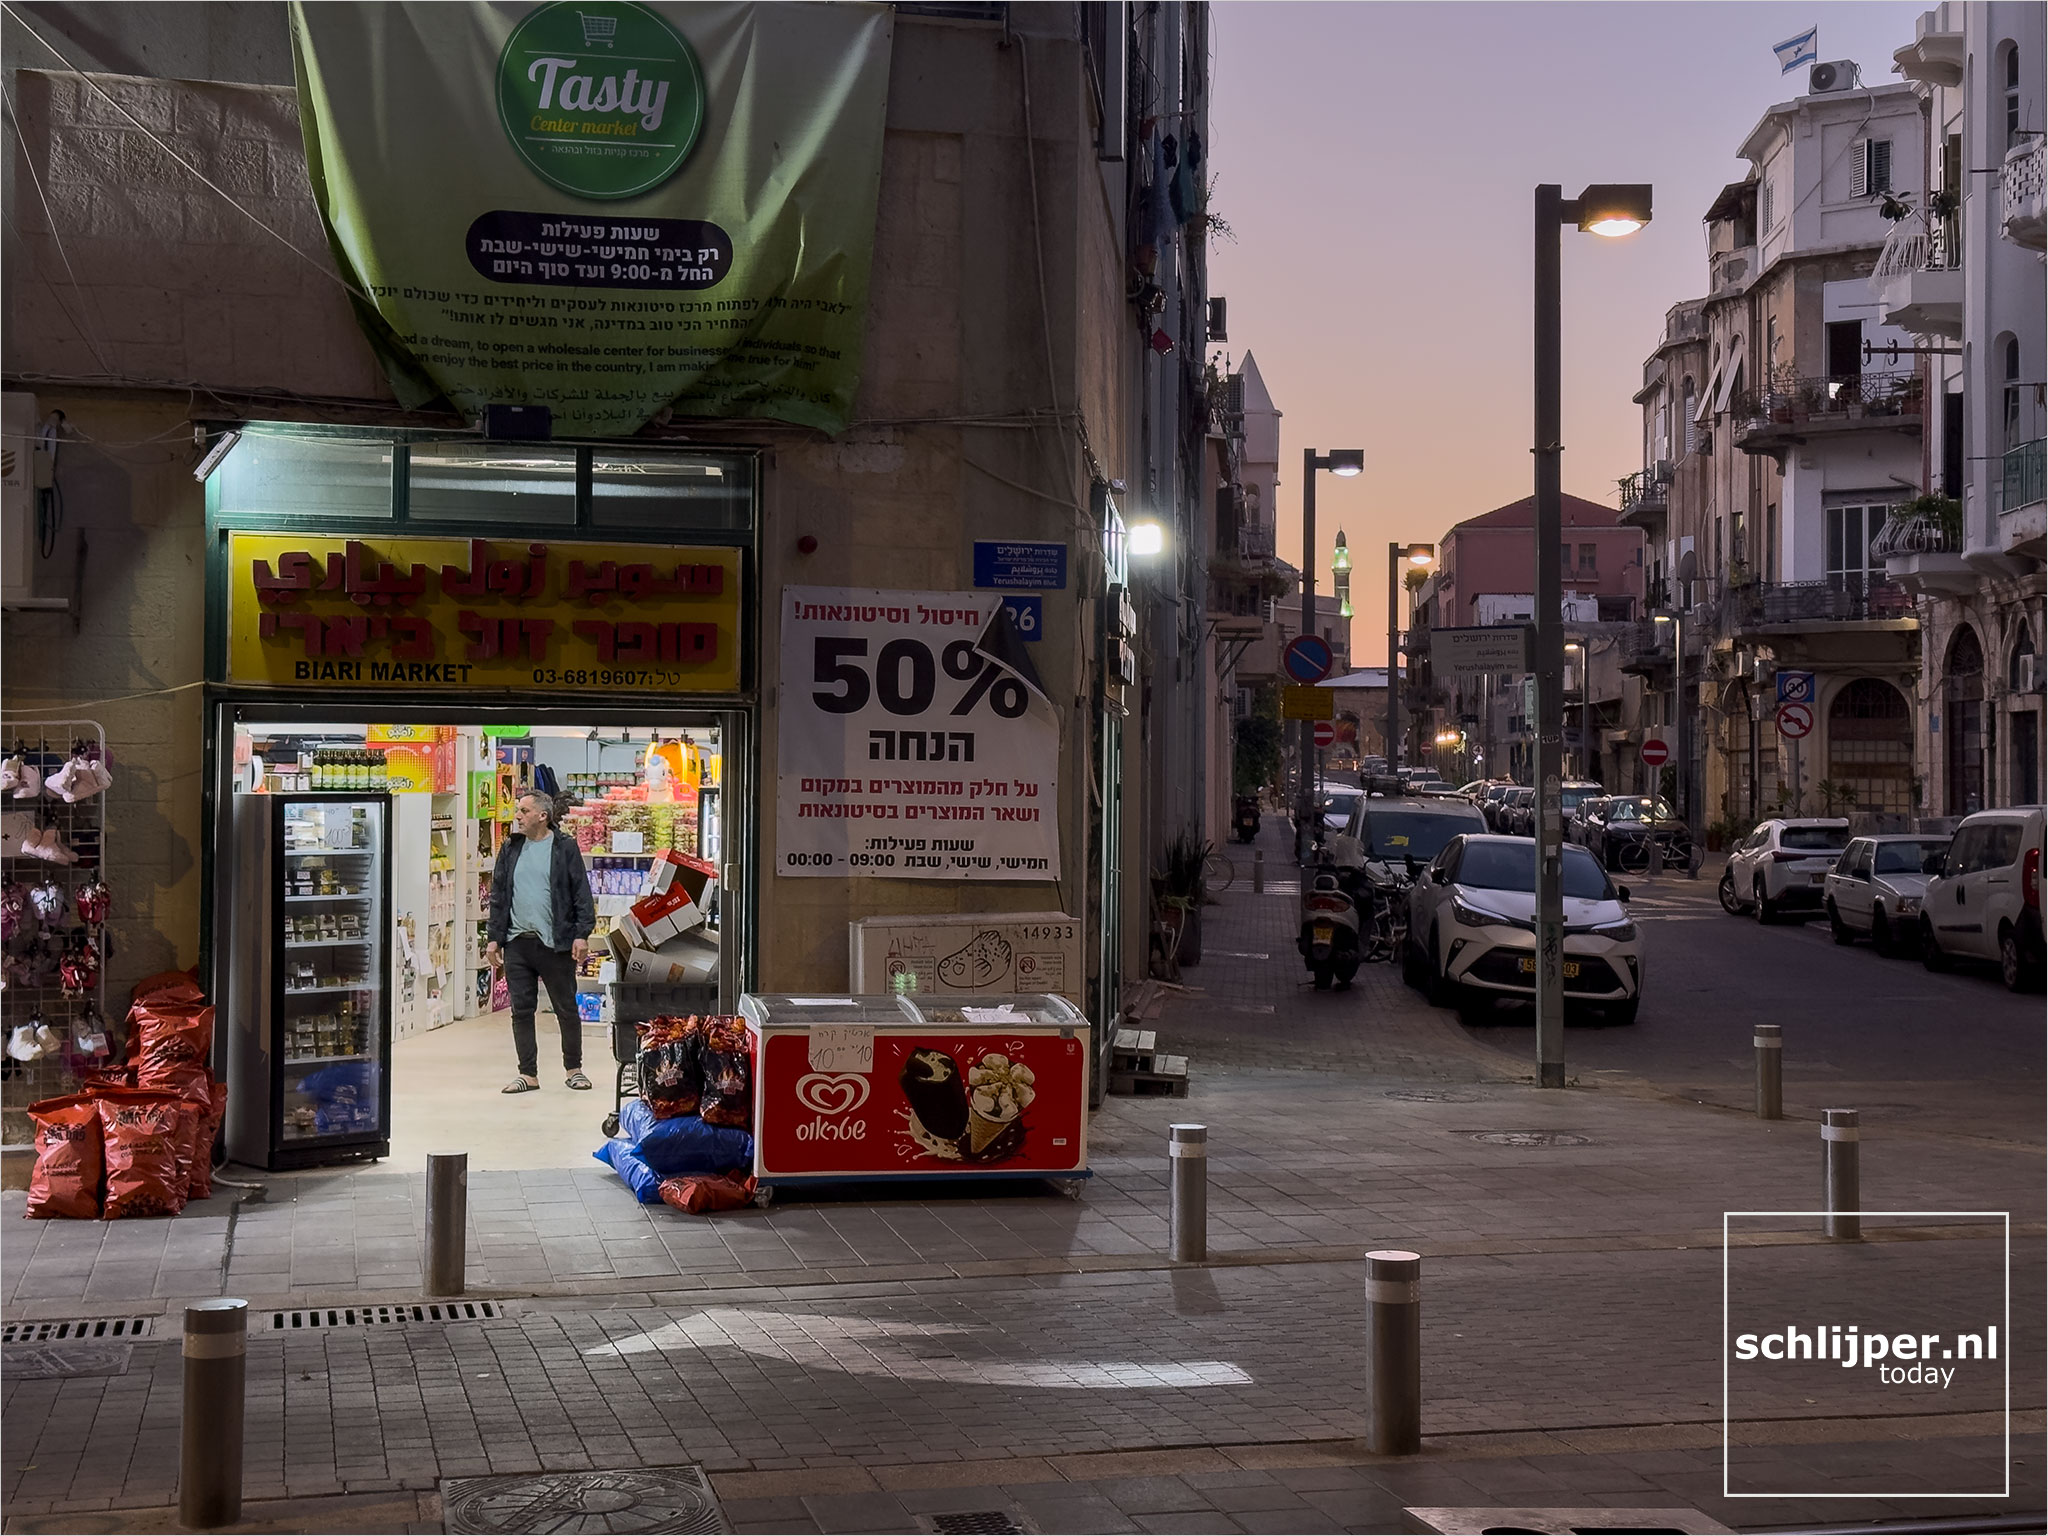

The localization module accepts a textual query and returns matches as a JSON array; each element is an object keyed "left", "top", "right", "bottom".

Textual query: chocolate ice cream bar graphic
[{"left": 900, "top": 1048, "right": 970, "bottom": 1142}]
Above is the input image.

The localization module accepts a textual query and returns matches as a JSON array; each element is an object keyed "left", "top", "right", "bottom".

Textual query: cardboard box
[
  {"left": 641, "top": 849, "right": 718, "bottom": 898},
  {"left": 850, "top": 912, "right": 1083, "bottom": 1004},
  {"left": 606, "top": 925, "right": 720, "bottom": 985}
]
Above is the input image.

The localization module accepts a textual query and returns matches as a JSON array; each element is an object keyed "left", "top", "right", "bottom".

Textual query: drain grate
[
  {"left": 2, "top": 1342, "right": 135, "bottom": 1380},
  {"left": 1, "top": 1316, "right": 154, "bottom": 1343},
  {"left": 269, "top": 1300, "right": 506, "bottom": 1332},
  {"left": 443, "top": 1466, "right": 729, "bottom": 1533},
  {"left": 1468, "top": 1131, "right": 1594, "bottom": 1148},
  {"left": 925, "top": 1513, "right": 1035, "bottom": 1535}
]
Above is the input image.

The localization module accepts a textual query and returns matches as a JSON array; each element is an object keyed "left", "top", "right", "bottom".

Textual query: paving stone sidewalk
[{"left": 4, "top": 816, "right": 2042, "bottom": 1533}]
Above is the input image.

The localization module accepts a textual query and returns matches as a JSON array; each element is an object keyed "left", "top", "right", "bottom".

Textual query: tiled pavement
[{"left": 4, "top": 818, "right": 2043, "bottom": 1531}]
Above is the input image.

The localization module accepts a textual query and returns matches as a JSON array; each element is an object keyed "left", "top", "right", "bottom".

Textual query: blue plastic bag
[
  {"left": 617, "top": 1098, "right": 754, "bottom": 1176},
  {"left": 593, "top": 1136, "right": 665, "bottom": 1203}
]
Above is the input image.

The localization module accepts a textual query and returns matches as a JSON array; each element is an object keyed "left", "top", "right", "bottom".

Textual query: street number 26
[{"left": 813, "top": 637, "right": 1029, "bottom": 718}]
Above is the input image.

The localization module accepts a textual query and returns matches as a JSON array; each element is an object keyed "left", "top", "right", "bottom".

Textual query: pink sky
[{"left": 1207, "top": 1, "right": 1925, "bottom": 664}]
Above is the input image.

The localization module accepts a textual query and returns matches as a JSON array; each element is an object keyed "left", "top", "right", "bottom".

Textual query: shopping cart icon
[{"left": 577, "top": 11, "right": 617, "bottom": 47}]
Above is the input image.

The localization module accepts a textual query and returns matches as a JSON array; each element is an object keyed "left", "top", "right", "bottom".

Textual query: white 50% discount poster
[{"left": 777, "top": 587, "right": 1060, "bottom": 881}]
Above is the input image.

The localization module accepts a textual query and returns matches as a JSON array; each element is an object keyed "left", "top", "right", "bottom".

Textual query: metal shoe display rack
[{"left": 0, "top": 719, "right": 110, "bottom": 1150}]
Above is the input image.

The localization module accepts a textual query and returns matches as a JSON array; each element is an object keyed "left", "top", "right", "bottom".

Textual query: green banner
[{"left": 290, "top": 1, "right": 893, "bottom": 437}]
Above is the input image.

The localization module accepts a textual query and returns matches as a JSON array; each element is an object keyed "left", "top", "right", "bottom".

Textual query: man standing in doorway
[{"left": 486, "top": 791, "right": 597, "bottom": 1093}]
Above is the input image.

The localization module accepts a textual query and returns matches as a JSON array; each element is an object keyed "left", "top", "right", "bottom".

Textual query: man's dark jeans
[{"left": 505, "top": 933, "right": 582, "bottom": 1078}]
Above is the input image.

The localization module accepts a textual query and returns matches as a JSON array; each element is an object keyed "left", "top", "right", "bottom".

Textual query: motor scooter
[
  {"left": 1298, "top": 857, "right": 1362, "bottom": 990},
  {"left": 1232, "top": 795, "right": 1261, "bottom": 844}
]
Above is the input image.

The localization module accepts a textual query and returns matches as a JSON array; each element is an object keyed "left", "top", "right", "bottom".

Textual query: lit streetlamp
[
  {"left": 1387, "top": 542, "right": 1433, "bottom": 771},
  {"left": 1534, "top": 181, "right": 1651, "bottom": 1090},
  {"left": 1298, "top": 449, "right": 1363, "bottom": 859}
]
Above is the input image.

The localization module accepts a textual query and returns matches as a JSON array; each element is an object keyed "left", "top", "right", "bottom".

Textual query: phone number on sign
[{"left": 529, "top": 668, "right": 692, "bottom": 688}]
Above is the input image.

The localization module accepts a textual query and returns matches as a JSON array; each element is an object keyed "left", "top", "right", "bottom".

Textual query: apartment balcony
[
  {"left": 1871, "top": 214, "right": 1964, "bottom": 338},
  {"left": 1731, "top": 373, "right": 1923, "bottom": 458},
  {"left": 2001, "top": 438, "right": 2046, "bottom": 560},
  {"left": 2001, "top": 135, "right": 2046, "bottom": 252},
  {"left": 1238, "top": 523, "right": 1276, "bottom": 560},
  {"left": 1728, "top": 577, "right": 1916, "bottom": 663},
  {"left": 1874, "top": 508, "right": 1973, "bottom": 596},
  {"left": 1617, "top": 463, "right": 1672, "bottom": 531},
  {"left": 1617, "top": 619, "right": 1673, "bottom": 678}
]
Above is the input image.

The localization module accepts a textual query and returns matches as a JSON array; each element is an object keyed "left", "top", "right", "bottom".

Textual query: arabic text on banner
[{"left": 777, "top": 588, "right": 1060, "bottom": 882}]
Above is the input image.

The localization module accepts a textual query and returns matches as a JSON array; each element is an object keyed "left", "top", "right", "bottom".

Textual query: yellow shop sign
[{"left": 226, "top": 534, "right": 742, "bottom": 694}]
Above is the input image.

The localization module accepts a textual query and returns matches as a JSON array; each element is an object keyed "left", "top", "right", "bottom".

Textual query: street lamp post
[
  {"left": 1386, "top": 542, "right": 1433, "bottom": 775},
  {"left": 1534, "top": 181, "right": 1651, "bottom": 1090},
  {"left": 1298, "top": 448, "right": 1363, "bottom": 859}
]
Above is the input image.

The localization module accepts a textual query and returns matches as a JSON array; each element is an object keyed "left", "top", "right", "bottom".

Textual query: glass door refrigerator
[{"left": 226, "top": 792, "right": 393, "bottom": 1168}]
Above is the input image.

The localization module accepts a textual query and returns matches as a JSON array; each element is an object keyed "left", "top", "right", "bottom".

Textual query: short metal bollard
[
  {"left": 179, "top": 1298, "right": 247, "bottom": 1529},
  {"left": 1754, "top": 1024, "right": 1783, "bottom": 1120},
  {"left": 1823, "top": 1109, "right": 1860, "bottom": 1240},
  {"left": 1364, "top": 1250, "right": 1422, "bottom": 1455},
  {"left": 1648, "top": 839, "right": 1664, "bottom": 878},
  {"left": 1168, "top": 1124, "right": 1208, "bottom": 1263},
  {"left": 1253, "top": 849, "right": 1264, "bottom": 894},
  {"left": 426, "top": 1150, "right": 469, "bottom": 1296}
]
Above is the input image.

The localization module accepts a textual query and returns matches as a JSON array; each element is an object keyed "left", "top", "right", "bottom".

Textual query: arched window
[
  {"left": 2005, "top": 43, "right": 2023, "bottom": 149},
  {"left": 2002, "top": 333, "right": 2024, "bottom": 451},
  {"left": 1946, "top": 626, "right": 1986, "bottom": 816},
  {"left": 2014, "top": 620, "right": 2041, "bottom": 804},
  {"left": 1828, "top": 678, "right": 1913, "bottom": 817}
]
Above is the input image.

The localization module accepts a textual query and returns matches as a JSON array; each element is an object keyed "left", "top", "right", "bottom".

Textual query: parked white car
[
  {"left": 1718, "top": 819, "right": 1851, "bottom": 923},
  {"left": 1402, "top": 833, "right": 1642, "bottom": 1024},
  {"left": 1823, "top": 835, "right": 1951, "bottom": 956},
  {"left": 1920, "top": 806, "right": 2046, "bottom": 992}
]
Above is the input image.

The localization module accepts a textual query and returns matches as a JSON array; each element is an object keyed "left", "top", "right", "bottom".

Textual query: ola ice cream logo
[{"left": 496, "top": 1, "right": 705, "bottom": 200}]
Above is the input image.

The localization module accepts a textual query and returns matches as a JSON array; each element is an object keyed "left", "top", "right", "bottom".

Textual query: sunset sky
[{"left": 1207, "top": 1, "right": 1925, "bottom": 664}]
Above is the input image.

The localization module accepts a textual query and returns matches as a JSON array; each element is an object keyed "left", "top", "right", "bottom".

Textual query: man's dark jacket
[{"left": 487, "top": 830, "right": 596, "bottom": 950}]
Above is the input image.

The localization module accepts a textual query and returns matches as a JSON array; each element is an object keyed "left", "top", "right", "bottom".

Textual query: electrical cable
[{"left": 0, "top": 1, "right": 377, "bottom": 310}]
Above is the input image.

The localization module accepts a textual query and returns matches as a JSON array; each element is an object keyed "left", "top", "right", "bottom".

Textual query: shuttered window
[{"left": 1850, "top": 138, "right": 1892, "bottom": 198}]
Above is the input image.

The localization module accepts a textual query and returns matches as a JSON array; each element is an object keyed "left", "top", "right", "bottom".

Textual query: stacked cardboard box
[{"left": 605, "top": 851, "right": 720, "bottom": 986}]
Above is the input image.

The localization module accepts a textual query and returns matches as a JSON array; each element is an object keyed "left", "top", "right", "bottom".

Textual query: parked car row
[{"left": 1719, "top": 808, "right": 2045, "bottom": 992}]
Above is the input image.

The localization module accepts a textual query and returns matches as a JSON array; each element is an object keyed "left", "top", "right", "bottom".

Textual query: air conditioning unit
[
  {"left": 1651, "top": 459, "right": 1675, "bottom": 485},
  {"left": 1696, "top": 430, "right": 1714, "bottom": 456},
  {"left": 1810, "top": 59, "right": 1861, "bottom": 94},
  {"left": 2019, "top": 655, "right": 2045, "bottom": 695}
]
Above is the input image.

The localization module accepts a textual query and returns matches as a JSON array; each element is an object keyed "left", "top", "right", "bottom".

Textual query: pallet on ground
[
  {"left": 1112, "top": 1026, "right": 1159, "bottom": 1073},
  {"left": 1108, "top": 1052, "right": 1189, "bottom": 1097}
]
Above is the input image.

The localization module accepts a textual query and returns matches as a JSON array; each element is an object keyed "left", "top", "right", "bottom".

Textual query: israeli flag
[{"left": 1774, "top": 27, "right": 1818, "bottom": 73}]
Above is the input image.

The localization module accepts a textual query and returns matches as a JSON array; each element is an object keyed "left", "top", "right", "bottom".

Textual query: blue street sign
[
  {"left": 1777, "top": 670, "right": 1816, "bottom": 705},
  {"left": 1283, "top": 634, "right": 1335, "bottom": 684},
  {"left": 1002, "top": 595, "right": 1043, "bottom": 641},
  {"left": 974, "top": 540, "right": 1068, "bottom": 591}
]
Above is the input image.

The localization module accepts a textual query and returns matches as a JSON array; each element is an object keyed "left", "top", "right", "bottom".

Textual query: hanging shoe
[
  {"left": 11, "top": 763, "right": 42, "bottom": 800},
  {"left": 7, "top": 1021, "right": 43, "bottom": 1062},
  {"left": 0, "top": 756, "right": 21, "bottom": 794}
]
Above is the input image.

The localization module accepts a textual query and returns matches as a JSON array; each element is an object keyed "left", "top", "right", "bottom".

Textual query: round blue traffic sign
[{"left": 1283, "top": 634, "right": 1334, "bottom": 684}]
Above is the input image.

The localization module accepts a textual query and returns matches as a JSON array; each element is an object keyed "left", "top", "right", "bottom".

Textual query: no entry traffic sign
[
  {"left": 1283, "top": 634, "right": 1334, "bottom": 685},
  {"left": 1313, "top": 719, "right": 1337, "bottom": 748},
  {"left": 1777, "top": 701, "right": 1815, "bottom": 739},
  {"left": 1639, "top": 738, "right": 1670, "bottom": 767}
]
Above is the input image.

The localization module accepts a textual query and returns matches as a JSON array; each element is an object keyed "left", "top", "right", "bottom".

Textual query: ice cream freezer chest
[{"left": 738, "top": 993, "right": 1090, "bottom": 1182}]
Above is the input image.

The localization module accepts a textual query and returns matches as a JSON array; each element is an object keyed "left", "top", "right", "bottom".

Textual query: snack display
[
  {"left": 697, "top": 1017, "right": 752, "bottom": 1129},
  {"left": 635, "top": 1015, "right": 704, "bottom": 1120}
]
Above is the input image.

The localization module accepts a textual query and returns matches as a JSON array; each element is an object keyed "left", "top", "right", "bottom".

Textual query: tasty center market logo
[{"left": 496, "top": 1, "right": 706, "bottom": 200}]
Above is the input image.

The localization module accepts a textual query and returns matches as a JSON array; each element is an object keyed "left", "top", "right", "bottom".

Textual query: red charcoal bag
[
  {"left": 186, "top": 1076, "right": 227, "bottom": 1201},
  {"left": 93, "top": 1089, "right": 187, "bottom": 1219},
  {"left": 657, "top": 1172, "right": 756, "bottom": 1214},
  {"left": 25, "top": 1094, "right": 104, "bottom": 1220},
  {"left": 134, "top": 1003, "right": 215, "bottom": 1103}
]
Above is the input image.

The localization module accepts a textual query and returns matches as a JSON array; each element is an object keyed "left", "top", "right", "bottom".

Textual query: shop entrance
[{"left": 215, "top": 708, "right": 746, "bottom": 1172}]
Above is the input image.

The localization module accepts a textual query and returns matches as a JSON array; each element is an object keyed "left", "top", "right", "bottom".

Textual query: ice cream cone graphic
[{"left": 963, "top": 1053, "right": 1035, "bottom": 1157}]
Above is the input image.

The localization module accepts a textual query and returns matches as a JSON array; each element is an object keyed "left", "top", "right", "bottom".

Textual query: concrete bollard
[
  {"left": 1364, "top": 1250, "right": 1422, "bottom": 1455},
  {"left": 179, "top": 1298, "right": 247, "bottom": 1529},
  {"left": 1253, "top": 849, "right": 1264, "bottom": 894},
  {"left": 1754, "top": 1024, "right": 1783, "bottom": 1120},
  {"left": 1168, "top": 1124, "right": 1208, "bottom": 1262},
  {"left": 1823, "top": 1109, "right": 1860, "bottom": 1240},
  {"left": 425, "top": 1151, "right": 469, "bottom": 1296}
]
